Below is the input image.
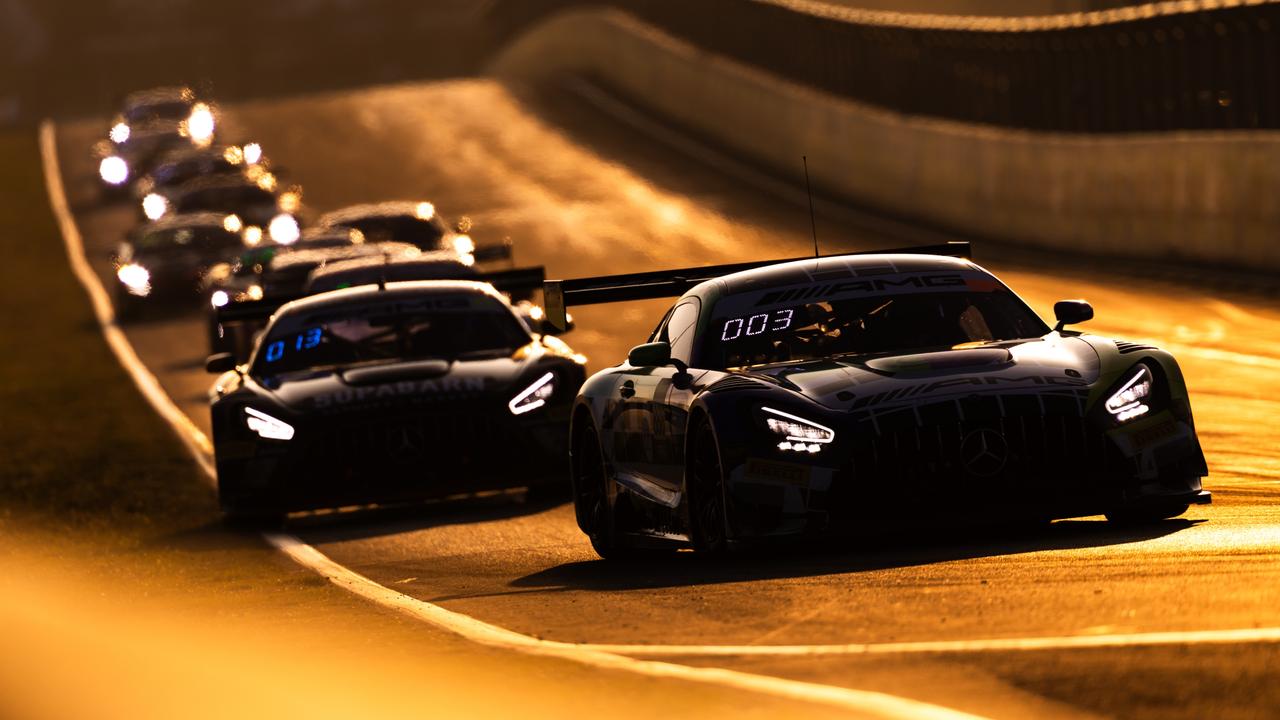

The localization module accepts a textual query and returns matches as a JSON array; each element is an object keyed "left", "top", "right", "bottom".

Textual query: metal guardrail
[{"left": 485, "top": 0, "right": 1280, "bottom": 132}]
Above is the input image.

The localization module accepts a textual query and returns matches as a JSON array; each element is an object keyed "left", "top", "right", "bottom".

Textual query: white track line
[{"left": 40, "top": 119, "right": 990, "bottom": 720}]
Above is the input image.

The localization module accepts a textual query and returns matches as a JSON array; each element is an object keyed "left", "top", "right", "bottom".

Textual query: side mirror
[
  {"left": 1053, "top": 299, "right": 1094, "bottom": 332},
  {"left": 628, "top": 342, "right": 672, "bottom": 368},
  {"left": 206, "top": 352, "right": 238, "bottom": 374}
]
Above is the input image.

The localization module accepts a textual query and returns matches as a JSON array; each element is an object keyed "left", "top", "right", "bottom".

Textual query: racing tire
[
  {"left": 1105, "top": 501, "right": 1190, "bottom": 526},
  {"left": 575, "top": 423, "right": 669, "bottom": 561},
  {"left": 688, "top": 417, "right": 730, "bottom": 555}
]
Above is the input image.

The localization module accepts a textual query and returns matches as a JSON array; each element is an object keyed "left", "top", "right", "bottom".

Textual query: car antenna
[
  {"left": 803, "top": 156, "right": 820, "bottom": 266},
  {"left": 377, "top": 251, "right": 389, "bottom": 291}
]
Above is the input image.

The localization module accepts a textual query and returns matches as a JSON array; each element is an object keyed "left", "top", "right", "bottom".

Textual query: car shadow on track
[
  {"left": 510, "top": 518, "right": 1203, "bottom": 592},
  {"left": 275, "top": 491, "right": 570, "bottom": 545}
]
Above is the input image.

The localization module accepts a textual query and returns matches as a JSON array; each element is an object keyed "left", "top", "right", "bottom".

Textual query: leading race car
[
  {"left": 206, "top": 280, "right": 587, "bottom": 523},
  {"left": 544, "top": 243, "right": 1211, "bottom": 559}
]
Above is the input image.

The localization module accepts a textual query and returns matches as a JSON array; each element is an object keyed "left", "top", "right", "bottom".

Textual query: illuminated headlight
[
  {"left": 244, "top": 407, "right": 294, "bottom": 441},
  {"left": 223, "top": 214, "right": 243, "bottom": 233},
  {"left": 509, "top": 372, "right": 556, "bottom": 415},
  {"left": 268, "top": 214, "right": 300, "bottom": 245},
  {"left": 116, "top": 263, "right": 151, "bottom": 294},
  {"left": 415, "top": 201, "right": 435, "bottom": 220},
  {"left": 186, "top": 103, "right": 215, "bottom": 144},
  {"left": 1106, "top": 365, "right": 1154, "bottom": 423},
  {"left": 141, "top": 193, "right": 169, "bottom": 220},
  {"left": 211, "top": 290, "right": 230, "bottom": 308},
  {"left": 242, "top": 226, "right": 264, "bottom": 246},
  {"left": 242, "top": 142, "right": 262, "bottom": 165},
  {"left": 452, "top": 234, "right": 476, "bottom": 255},
  {"left": 99, "top": 156, "right": 129, "bottom": 185},
  {"left": 763, "top": 406, "right": 834, "bottom": 453},
  {"left": 109, "top": 122, "right": 130, "bottom": 144}
]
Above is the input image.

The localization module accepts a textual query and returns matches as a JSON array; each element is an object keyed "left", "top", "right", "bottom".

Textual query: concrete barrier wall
[{"left": 491, "top": 9, "right": 1280, "bottom": 272}]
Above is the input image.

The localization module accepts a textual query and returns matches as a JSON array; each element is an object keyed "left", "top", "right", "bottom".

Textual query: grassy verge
[{"left": 0, "top": 127, "right": 215, "bottom": 539}]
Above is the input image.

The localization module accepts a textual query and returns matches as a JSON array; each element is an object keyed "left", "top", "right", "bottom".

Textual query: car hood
[
  {"left": 256, "top": 352, "right": 547, "bottom": 414},
  {"left": 742, "top": 336, "right": 1100, "bottom": 411}
]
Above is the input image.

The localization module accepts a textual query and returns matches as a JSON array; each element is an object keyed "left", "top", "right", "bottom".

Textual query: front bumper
[
  {"left": 217, "top": 401, "right": 571, "bottom": 512},
  {"left": 717, "top": 398, "right": 1209, "bottom": 539}
]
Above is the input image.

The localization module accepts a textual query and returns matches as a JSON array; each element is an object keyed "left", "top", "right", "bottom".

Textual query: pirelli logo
[{"left": 753, "top": 273, "right": 967, "bottom": 307}]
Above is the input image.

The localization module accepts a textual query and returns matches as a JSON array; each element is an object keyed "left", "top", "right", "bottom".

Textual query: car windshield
[
  {"left": 700, "top": 280, "right": 1048, "bottom": 369},
  {"left": 334, "top": 216, "right": 444, "bottom": 249},
  {"left": 177, "top": 185, "right": 275, "bottom": 213},
  {"left": 124, "top": 101, "right": 191, "bottom": 123},
  {"left": 152, "top": 158, "right": 236, "bottom": 187},
  {"left": 252, "top": 293, "right": 530, "bottom": 376},
  {"left": 133, "top": 226, "right": 243, "bottom": 253}
]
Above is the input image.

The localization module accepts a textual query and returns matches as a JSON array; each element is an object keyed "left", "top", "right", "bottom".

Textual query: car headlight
[
  {"left": 185, "top": 103, "right": 215, "bottom": 144},
  {"left": 242, "top": 142, "right": 263, "bottom": 165},
  {"left": 268, "top": 213, "right": 300, "bottom": 245},
  {"left": 509, "top": 372, "right": 556, "bottom": 415},
  {"left": 109, "top": 122, "right": 130, "bottom": 144},
  {"left": 99, "top": 156, "right": 129, "bottom": 185},
  {"left": 211, "top": 290, "right": 230, "bottom": 308},
  {"left": 763, "top": 406, "right": 834, "bottom": 453},
  {"left": 116, "top": 263, "right": 151, "bottom": 295},
  {"left": 242, "top": 226, "right": 264, "bottom": 246},
  {"left": 1106, "top": 365, "right": 1154, "bottom": 423},
  {"left": 141, "top": 193, "right": 169, "bottom": 220},
  {"left": 244, "top": 407, "right": 294, "bottom": 441}
]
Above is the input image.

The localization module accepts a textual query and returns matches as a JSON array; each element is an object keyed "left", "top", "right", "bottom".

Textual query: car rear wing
[{"left": 542, "top": 242, "right": 970, "bottom": 331}]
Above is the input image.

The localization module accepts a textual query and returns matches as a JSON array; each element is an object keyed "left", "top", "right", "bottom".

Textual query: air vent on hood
[
  {"left": 709, "top": 376, "right": 766, "bottom": 392},
  {"left": 342, "top": 359, "right": 451, "bottom": 385},
  {"left": 1114, "top": 341, "right": 1155, "bottom": 354}
]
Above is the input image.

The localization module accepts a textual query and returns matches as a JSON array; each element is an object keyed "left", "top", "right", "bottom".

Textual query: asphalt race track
[{"left": 54, "top": 78, "right": 1280, "bottom": 718}]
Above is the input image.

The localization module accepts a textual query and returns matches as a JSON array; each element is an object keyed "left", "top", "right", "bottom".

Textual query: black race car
[
  {"left": 95, "top": 86, "right": 217, "bottom": 194},
  {"left": 145, "top": 170, "right": 304, "bottom": 246},
  {"left": 316, "top": 201, "right": 511, "bottom": 263},
  {"left": 545, "top": 243, "right": 1210, "bottom": 558},
  {"left": 113, "top": 212, "right": 248, "bottom": 318},
  {"left": 205, "top": 280, "right": 587, "bottom": 522},
  {"left": 134, "top": 142, "right": 268, "bottom": 208}
]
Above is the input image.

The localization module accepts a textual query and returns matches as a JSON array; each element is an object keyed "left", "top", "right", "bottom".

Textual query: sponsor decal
[
  {"left": 752, "top": 273, "right": 968, "bottom": 308},
  {"left": 313, "top": 376, "right": 487, "bottom": 408}
]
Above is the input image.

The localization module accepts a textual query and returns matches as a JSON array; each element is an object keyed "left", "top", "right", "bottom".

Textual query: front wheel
[{"left": 687, "top": 418, "right": 730, "bottom": 555}]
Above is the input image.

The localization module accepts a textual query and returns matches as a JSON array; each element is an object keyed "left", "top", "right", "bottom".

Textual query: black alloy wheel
[{"left": 688, "top": 418, "right": 730, "bottom": 555}]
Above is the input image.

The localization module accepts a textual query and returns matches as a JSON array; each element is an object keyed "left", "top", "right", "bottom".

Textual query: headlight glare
[
  {"left": 99, "top": 156, "right": 129, "bottom": 185},
  {"left": 1105, "top": 365, "right": 1154, "bottom": 423},
  {"left": 141, "top": 193, "right": 169, "bottom": 220},
  {"left": 763, "top": 406, "right": 834, "bottom": 453},
  {"left": 117, "top": 263, "right": 151, "bottom": 294},
  {"left": 244, "top": 407, "right": 294, "bottom": 440},
  {"left": 509, "top": 372, "right": 556, "bottom": 415},
  {"left": 268, "top": 213, "right": 300, "bottom": 245}
]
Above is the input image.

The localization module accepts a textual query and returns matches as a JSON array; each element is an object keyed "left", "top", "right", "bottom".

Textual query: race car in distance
[
  {"left": 134, "top": 142, "right": 267, "bottom": 206},
  {"left": 204, "top": 237, "right": 421, "bottom": 356},
  {"left": 143, "top": 170, "right": 304, "bottom": 246},
  {"left": 205, "top": 280, "right": 587, "bottom": 522},
  {"left": 95, "top": 86, "right": 217, "bottom": 194},
  {"left": 317, "top": 201, "right": 510, "bottom": 264},
  {"left": 113, "top": 212, "right": 248, "bottom": 318},
  {"left": 544, "top": 243, "right": 1211, "bottom": 558}
]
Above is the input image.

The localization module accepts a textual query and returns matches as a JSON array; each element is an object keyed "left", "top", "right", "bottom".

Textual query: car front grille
[{"left": 844, "top": 390, "right": 1124, "bottom": 499}]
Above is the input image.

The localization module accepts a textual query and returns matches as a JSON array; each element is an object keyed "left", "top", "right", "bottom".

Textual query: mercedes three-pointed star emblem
[{"left": 960, "top": 428, "right": 1009, "bottom": 477}]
